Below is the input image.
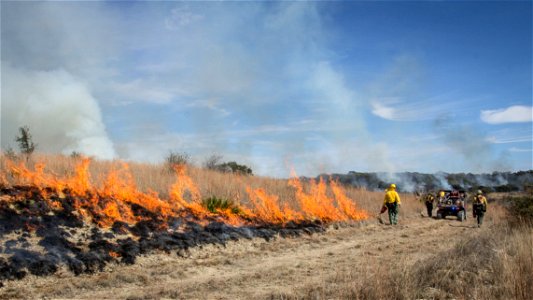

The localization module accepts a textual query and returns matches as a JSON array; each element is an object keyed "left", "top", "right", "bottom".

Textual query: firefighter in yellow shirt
[
  {"left": 424, "top": 192, "right": 436, "bottom": 217},
  {"left": 473, "top": 190, "right": 488, "bottom": 227},
  {"left": 383, "top": 183, "right": 401, "bottom": 225}
]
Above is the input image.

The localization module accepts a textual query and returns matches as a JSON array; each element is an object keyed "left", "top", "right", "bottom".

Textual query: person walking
[
  {"left": 383, "top": 183, "right": 401, "bottom": 225},
  {"left": 472, "top": 190, "right": 488, "bottom": 227},
  {"left": 424, "top": 192, "right": 435, "bottom": 217}
]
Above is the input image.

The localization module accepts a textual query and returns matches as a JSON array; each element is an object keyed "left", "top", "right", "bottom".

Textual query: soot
[{"left": 0, "top": 186, "right": 326, "bottom": 286}]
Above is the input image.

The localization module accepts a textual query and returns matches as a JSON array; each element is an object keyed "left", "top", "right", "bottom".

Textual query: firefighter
[
  {"left": 472, "top": 190, "right": 488, "bottom": 227},
  {"left": 383, "top": 183, "right": 401, "bottom": 225},
  {"left": 424, "top": 192, "right": 435, "bottom": 217},
  {"left": 437, "top": 190, "right": 446, "bottom": 204}
]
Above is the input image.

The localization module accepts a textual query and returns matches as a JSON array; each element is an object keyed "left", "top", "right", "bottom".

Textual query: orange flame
[
  {"left": 246, "top": 187, "right": 302, "bottom": 224},
  {"left": 330, "top": 180, "right": 368, "bottom": 221},
  {"left": 2, "top": 159, "right": 368, "bottom": 228}
]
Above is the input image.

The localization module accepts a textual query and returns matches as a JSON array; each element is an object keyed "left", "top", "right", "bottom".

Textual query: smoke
[
  {"left": 433, "top": 116, "right": 511, "bottom": 173},
  {"left": 1, "top": 65, "right": 116, "bottom": 159},
  {"left": 434, "top": 172, "right": 452, "bottom": 190}
]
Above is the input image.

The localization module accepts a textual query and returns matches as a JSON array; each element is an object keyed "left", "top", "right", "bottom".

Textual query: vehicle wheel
[
  {"left": 457, "top": 211, "right": 465, "bottom": 222},
  {"left": 436, "top": 212, "right": 443, "bottom": 219}
]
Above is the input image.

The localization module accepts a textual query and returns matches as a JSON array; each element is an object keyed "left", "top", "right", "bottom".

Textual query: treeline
[{"left": 318, "top": 170, "right": 533, "bottom": 193}]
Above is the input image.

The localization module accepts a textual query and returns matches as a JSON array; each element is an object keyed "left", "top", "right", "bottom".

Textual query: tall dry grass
[
  {"left": 274, "top": 203, "right": 533, "bottom": 300},
  {"left": 0, "top": 153, "right": 419, "bottom": 218}
]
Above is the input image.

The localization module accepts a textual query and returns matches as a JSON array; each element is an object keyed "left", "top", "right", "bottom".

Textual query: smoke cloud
[
  {"left": 433, "top": 116, "right": 511, "bottom": 173},
  {"left": 1, "top": 65, "right": 116, "bottom": 159}
]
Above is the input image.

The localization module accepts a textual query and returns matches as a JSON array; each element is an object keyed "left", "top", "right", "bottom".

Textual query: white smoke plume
[{"left": 1, "top": 65, "right": 116, "bottom": 159}]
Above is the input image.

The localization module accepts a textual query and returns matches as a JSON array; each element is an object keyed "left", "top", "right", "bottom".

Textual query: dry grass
[
  {"left": 0, "top": 153, "right": 418, "bottom": 218},
  {"left": 275, "top": 205, "right": 533, "bottom": 300}
]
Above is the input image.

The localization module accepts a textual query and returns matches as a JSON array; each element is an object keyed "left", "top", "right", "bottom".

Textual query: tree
[
  {"left": 203, "top": 154, "right": 223, "bottom": 170},
  {"left": 3, "top": 147, "right": 18, "bottom": 161},
  {"left": 15, "top": 126, "right": 36, "bottom": 160},
  {"left": 70, "top": 151, "right": 82, "bottom": 159},
  {"left": 217, "top": 161, "right": 253, "bottom": 175}
]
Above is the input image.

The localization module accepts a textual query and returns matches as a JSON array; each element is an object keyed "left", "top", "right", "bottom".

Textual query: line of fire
[{"left": 0, "top": 158, "right": 367, "bottom": 282}]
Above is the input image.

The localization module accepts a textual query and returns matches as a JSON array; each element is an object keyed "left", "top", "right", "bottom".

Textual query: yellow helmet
[
  {"left": 477, "top": 190, "right": 482, "bottom": 195},
  {"left": 390, "top": 183, "right": 396, "bottom": 189}
]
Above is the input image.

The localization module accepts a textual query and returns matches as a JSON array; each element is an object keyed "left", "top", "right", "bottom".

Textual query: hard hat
[
  {"left": 477, "top": 190, "right": 482, "bottom": 195},
  {"left": 390, "top": 183, "right": 396, "bottom": 189}
]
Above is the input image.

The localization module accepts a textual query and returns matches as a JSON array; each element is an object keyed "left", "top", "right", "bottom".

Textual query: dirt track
[{"left": 1, "top": 215, "right": 483, "bottom": 299}]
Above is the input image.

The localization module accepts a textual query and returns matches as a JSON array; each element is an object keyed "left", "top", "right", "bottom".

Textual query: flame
[
  {"left": 169, "top": 164, "right": 206, "bottom": 215},
  {"left": 65, "top": 158, "right": 92, "bottom": 196},
  {"left": 330, "top": 180, "right": 368, "bottom": 220},
  {"left": 246, "top": 187, "right": 302, "bottom": 224},
  {"left": 1, "top": 158, "right": 368, "bottom": 229},
  {"left": 289, "top": 176, "right": 341, "bottom": 221},
  {"left": 109, "top": 251, "right": 121, "bottom": 258}
]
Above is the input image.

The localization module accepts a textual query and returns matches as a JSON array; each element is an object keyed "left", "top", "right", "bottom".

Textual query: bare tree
[
  {"left": 166, "top": 151, "right": 190, "bottom": 172},
  {"left": 203, "top": 154, "right": 223, "bottom": 170}
]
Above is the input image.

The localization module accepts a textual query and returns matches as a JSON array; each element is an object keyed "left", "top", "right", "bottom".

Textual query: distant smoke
[
  {"left": 433, "top": 116, "right": 511, "bottom": 173},
  {"left": 434, "top": 172, "right": 452, "bottom": 190},
  {"left": 328, "top": 170, "right": 531, "bottom": 193},
  {"left": 1, "top": 64, "right": 116, "bottom": 159}
]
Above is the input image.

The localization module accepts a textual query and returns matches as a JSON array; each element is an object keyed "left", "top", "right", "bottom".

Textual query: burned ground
[
  {"left": 0, "top": 186, "right": 327, "bottom": 285},
  {"left": 1, "top": 213, "right": 494, "bottom": 299}
]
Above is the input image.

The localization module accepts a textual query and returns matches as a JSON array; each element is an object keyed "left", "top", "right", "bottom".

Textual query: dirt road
[{"left": 2, "top": 215, "right": 483, "bottom": 299}]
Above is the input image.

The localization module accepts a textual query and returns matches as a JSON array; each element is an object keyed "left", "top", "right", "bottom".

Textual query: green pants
[
  {"left": 473, "top": 204, "right": 486, "bottom": 227},
  {"left": 476, "top": 212, "right": 485, "bottom": 227},
  {"left": 387, "top": 203, "right": 399, "bottom": 225}
]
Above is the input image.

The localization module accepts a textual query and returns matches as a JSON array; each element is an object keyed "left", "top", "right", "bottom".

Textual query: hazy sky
[{"left": 1, "top": 1, "right": 532, "bottom": 177}]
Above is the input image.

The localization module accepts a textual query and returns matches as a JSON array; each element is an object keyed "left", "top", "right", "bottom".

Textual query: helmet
[
  {"left": 477, "top": 190, "right": 482, "bottom": 195},
  {"left": 390, "top": 183, "right": 396, "bottom": 189}
]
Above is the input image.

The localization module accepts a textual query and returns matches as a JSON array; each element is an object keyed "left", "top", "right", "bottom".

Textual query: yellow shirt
[
  {"left": 474, "top": 195, "right": 488, "bottom": 206},
  {"left": 384, "top": 189, "right": 401, "bottom": 204},
  {"left": 425, "top": 194, "right": 435, "bottom": 202}
]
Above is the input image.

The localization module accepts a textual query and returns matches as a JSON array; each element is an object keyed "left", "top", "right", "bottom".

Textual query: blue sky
[{"left": 1, "top": 1, "right": 532, "bottom": 177}]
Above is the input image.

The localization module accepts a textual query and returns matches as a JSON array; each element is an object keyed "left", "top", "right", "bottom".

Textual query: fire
[
  {"left": 1, "top": 158, "right": 368, "bottom": 229},
  {"left": 246, "top": 187, "right": 302, "bottom": 224},
  {"left": 66, "top": 158, "right": 92, "bottom": 196},
  {"left": 330, "top": 180, "right": 368, "bottom": 220}
]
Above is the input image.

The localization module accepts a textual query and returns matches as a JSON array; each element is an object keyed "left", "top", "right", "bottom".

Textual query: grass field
[{"left": 1, "top": 153, "right": 531, "bottom": 299}]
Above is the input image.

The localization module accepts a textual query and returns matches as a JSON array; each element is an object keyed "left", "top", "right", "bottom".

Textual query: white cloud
[
  {"left": 481, "top": 105, "right": 533, "bottom": 124},
  {"left": 486, "top": 135, "right": 532, "bottom": 144},
  {"left": 165, "top": 7, "right": 204, "bottom": 29},
  {"left": 371, "top": 102, "right": 396, "bottom": 120},
  {"left": 109, "top": 79, "right": 177, "bottom": 104},
  {"left": 186, "top": 99, "right": 231, "bottom": 117},
  {"left": 509, "top": 147, "right": 532, "bottom": 152}
]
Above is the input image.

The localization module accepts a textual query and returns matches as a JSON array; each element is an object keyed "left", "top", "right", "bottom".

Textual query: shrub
[
  {"left": 202, "top": 196, "right": 241, "bottom": 214},
  {"left": 506, "top": 194, "right": 533, "bottom": 226},
  {"left": 217, "top": 161, "right": 253, "bottom": 175},
  {"left": 202, "top": 156, "right": 253, "bottom": 176},
  {"left": 165, "top": 151, "right": 190, "bottom": 171},
  {"left": 70, "top": 151, "right": 82, "bottom": 158}
]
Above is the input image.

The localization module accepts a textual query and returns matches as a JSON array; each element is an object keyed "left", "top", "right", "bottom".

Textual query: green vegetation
[
  {"left": 202, "top": 196, "right": 241, "bottom": 214},
  {"left": 203, "top": 154, "right": 253, "bottom": 175},
  {"left": 506, "top": 194, "right": 533, "bottom": 226},
  {"left": 216, "top": 161, "right": 253, "bottom": 175}
]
